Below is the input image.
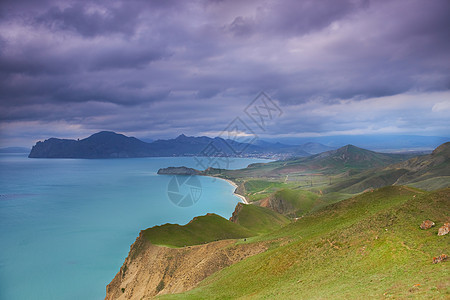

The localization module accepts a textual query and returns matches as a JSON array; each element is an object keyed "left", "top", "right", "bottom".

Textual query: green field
[{"left": 159, "top": 187, "right": 450, "bottom": 299}]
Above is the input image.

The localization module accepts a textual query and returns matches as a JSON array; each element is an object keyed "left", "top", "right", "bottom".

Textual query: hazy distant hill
[
  {"left": 28, "top": 131, "right": 330, "bottom": 159},
  {"left": 0, "top": 147, "right": 30, "bottom": 153},
  {"left": 267, "top": 134, "right": 449, "bottom": 151}
]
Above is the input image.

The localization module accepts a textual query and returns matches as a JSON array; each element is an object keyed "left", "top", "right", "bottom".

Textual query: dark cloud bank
[{"left": 0, "top": 0, "right": 449, "bottom": 147}]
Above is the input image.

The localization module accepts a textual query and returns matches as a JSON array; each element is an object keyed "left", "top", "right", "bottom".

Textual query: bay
[{"left": 0, "top": 154, "right": 269, "bottom": 300}]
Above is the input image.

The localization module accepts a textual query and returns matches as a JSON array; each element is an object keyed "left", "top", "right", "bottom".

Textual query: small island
[{"left": 157, "top": 166, "right": 201, "bottom": 175}]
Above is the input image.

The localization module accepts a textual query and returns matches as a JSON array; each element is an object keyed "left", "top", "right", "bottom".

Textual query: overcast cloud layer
[{"left": 0, "top": 0, "right": 449, "bottom": 146}]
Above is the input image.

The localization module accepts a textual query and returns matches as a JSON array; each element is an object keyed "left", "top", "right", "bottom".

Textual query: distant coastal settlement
[{"left": 157, "top": 166, "right": 249, "bottom": 204}]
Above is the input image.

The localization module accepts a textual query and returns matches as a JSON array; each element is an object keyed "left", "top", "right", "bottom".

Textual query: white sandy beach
[{"left": 217, "top": 177, "right": 249, "bottom": 204}]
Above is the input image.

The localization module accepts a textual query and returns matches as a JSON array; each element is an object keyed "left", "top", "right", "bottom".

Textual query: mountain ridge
[{"left": 28, "top": 131, "right": 332, "bottom": 159}]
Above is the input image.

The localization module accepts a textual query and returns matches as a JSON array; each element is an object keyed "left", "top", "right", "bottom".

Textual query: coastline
[{"left": 215, "top": 177, "right": 249, "bottom": 205}]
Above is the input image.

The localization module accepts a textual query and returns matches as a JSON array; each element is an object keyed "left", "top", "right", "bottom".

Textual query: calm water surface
[{"left": 0, "top": 154, "right": 269, "bottom": 300}]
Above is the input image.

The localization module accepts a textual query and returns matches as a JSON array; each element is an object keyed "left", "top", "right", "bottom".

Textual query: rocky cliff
[{"left": 106, "top": 232, "right": 267, "bottom": 299}]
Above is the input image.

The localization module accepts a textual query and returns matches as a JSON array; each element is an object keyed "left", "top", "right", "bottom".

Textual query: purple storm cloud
[{"left": 0, "top": 0, "right": 449, "bottom": 146}]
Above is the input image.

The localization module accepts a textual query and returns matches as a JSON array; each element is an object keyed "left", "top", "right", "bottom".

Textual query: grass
[
  {"left": 240, "top": 179, "right": 332, "bottom": 217},
  {"left": 408, "top": 176, "right": 450, "bottom": 191},
  {"left": 158, "top": 187, "right": 450, "bottom": 299},
  {"left": 243, "top": 179, "right": 294, "bottom": 202},
  {"left": 325, "top": 168, "right": 410, "bottom": 194},
  {"left": 142, "top": 213, "right": 255, "bottom": 247},
  {"left": 231, "top": 203, "right": 290, "bottom": 235},
  {"left": 272, "top": 188, "right": 320, "bottom": 217}
]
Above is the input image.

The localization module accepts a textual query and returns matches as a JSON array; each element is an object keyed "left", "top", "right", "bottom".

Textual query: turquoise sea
[{"left": 0, "top": 154, "right": 269, "bottom": 300}]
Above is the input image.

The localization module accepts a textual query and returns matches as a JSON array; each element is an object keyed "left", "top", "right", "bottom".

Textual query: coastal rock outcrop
[{"left": 229, "top": 202, "right": 244, "bottom": 223}]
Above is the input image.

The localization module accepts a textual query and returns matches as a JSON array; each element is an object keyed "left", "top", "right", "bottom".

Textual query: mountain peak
[
  {"left": 336, "top": 144, "right": 364, "bottom": 153},
  {"left": 86, "top": 131, "right": 128, "bottom": 141},
  {"left": 90, "top": 131, "right": 121, "bottom": 137}
]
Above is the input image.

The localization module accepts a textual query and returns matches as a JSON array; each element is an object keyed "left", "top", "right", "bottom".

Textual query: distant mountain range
[{"left": 28, "top": 131, "right": 334, "bottom": 159}]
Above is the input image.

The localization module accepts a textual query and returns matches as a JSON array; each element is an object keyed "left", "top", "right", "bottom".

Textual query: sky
[{"left": 0, "top": 0, "right": 449, "bottom": 147}]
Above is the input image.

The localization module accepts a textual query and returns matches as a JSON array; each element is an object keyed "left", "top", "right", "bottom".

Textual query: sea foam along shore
[{"left": 216, "top": 177, "right": 249, "bottom": 204}]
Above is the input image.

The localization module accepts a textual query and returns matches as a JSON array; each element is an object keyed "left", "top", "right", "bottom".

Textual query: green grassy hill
[
  {"left": 142, "top": 213, "right": 255, "bottom": 247},
  {"left": 267, "top": 188, "right": 321, "bottom": 217},
  {"left": 159, "top": 187, "right": 450, "bottom": 299},
  {"left": 230, "top": 203, "right": 290, "bottom": 234}
]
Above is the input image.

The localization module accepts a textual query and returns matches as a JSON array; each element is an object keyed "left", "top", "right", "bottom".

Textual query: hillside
[
  {"left": 326, "top": 142, "right": 450, "bottom": 193},
  {"left": 141, "top": 213, "right": 255, "bottom": 248},
  {"left": 229, "top": 203, "right": 290, "bottom": 234},
  {"left": 28, "top": 131, "right": 330, "bottom": 159},
  {"left": 392, "top": 142, "right": 450, "bottom": 188},
  {"left": 259, "top": 188, "right": 321, "bottom": 217},
  {"left": 106, "top": 238, "right": 268, "bottom": 300},
  {"left": 214, "top": 144, "right": 413, "bottom": 179},
  {"left": 106, "top": 213, "right": 271, "bottom": 299},
  {"left": 156, "top": 187, "right": 450, "bottom": 299},
  {"left": 163, "top": 143, "right": 448, "bottom": 220}
]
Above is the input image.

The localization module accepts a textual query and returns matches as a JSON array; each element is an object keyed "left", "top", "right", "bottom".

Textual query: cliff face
[
  {"left": 106, "top": 232, "right": 267, "bottom": 299},
  {"left": 229, "top": 202, "right": 244, "bottom": 223},
  {"left": 258, "top": 194, "right": 295, "bottom": 217}
]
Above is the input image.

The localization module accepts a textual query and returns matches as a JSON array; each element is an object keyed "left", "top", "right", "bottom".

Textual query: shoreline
[{"left": 214, "top": 177, "right": 249, "bottom": 205}]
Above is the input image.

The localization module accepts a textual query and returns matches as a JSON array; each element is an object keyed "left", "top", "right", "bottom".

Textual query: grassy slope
[
  {"left": 239, "top": 179, "right": 327, "bottom": 217},
  {"left": 409, "top": 176, "right": 450, "bottom": 191},
  {"left": 160, "top": 187, "right": 450, "bottom": 299},
  {"left": 231, "top": 204, "right": 290, "bottom": 235},
  {"left": 272, "top": 188, "right": 320, "bottom": 216},
  {"left": 325, "top": 168, "right": 410, "bottom": 194},
  {"left": 243, "top": 179, "right": 297, "bottom": 202},
  {"left": 142, "top": 213, "right": 255, "bottom": 247}
]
